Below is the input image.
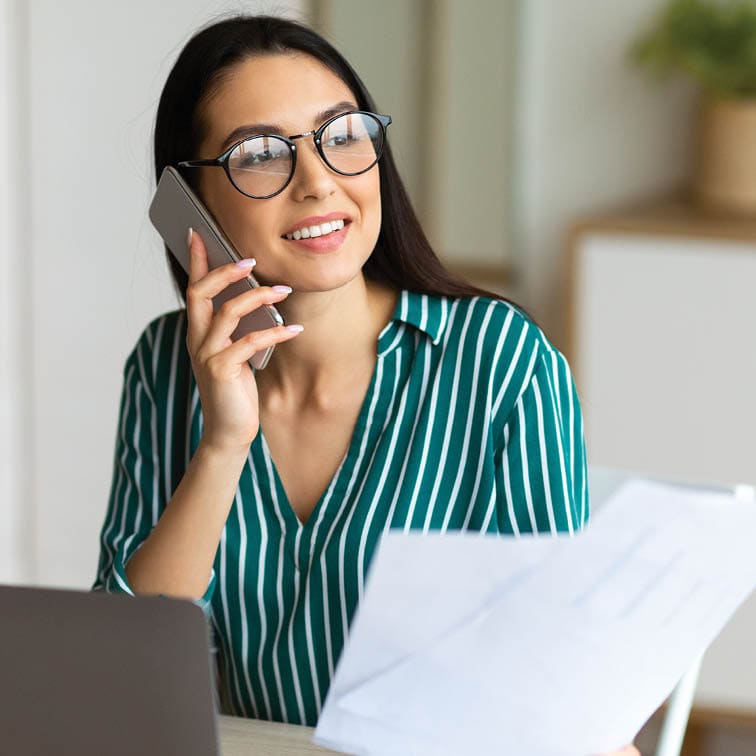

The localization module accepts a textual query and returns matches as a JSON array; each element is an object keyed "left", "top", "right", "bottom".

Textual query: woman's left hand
[{"left": 597, "top": 746, "right": 640, "bottom": 756}]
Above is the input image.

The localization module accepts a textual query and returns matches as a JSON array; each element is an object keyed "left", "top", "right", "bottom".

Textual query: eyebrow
[{"left": 219, "top": 100, "right": 359, "bottom": 150}]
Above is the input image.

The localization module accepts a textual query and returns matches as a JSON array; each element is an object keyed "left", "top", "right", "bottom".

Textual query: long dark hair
[{"left": 154, "top": 14, "right": 531, "bottom": 318}]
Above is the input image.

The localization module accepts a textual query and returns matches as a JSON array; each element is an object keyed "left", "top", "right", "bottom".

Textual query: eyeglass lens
[{"left": 227, "top": 112, "right": 384, "bottom": 197}]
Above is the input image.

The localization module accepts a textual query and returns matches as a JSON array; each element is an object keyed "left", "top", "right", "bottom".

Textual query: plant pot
[{"left": 695, "top": 96, "right": 756, "bottom": 215}]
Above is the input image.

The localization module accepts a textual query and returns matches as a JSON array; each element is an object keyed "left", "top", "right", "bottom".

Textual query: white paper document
[{"left": 313, "top": 478, "right": 756, "bottom": 756}]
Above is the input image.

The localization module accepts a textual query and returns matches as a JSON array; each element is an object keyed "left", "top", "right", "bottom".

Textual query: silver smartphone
[{"left": 149, "top": 166, "right": 283, "bottom": 371}]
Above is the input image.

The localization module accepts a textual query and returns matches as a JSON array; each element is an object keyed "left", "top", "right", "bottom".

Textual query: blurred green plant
[{"left": 630, "top": 0, "right": 756, "bottom": 97}]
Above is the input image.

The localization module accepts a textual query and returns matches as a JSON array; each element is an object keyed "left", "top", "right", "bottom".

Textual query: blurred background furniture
[
  {"left": 570, "top": 199, "right": 756, "bottom": 754},
  {"left": 566, "top": 196, "right": 756, "bottom": 487}
]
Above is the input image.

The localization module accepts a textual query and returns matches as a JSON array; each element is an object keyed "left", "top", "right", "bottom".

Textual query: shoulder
[
  {"left": 440, "top": 294, "right": 574, "bottom": 420},
  {"left": 444, "top": 294, "right": 533, "bottom": 340},
  {"left": 123, "top": 309, "right": 189, "bottom": 394},
  {"left": 443, "top": 293, "right": 557, "bottom": 370}
]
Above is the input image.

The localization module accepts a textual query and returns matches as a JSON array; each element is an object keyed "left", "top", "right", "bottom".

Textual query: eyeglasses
[{"left": 178, "top": 110, "right": 392, "bottom": 199}]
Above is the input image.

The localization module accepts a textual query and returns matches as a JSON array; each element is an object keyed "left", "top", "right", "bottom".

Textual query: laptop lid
[{"left": 0, "top": 585, "right": 220, "bottom": 756}]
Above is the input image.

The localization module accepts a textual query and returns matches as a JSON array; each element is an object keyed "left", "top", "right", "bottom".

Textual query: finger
[
  {"left": 186, "top": 229, "right": 213, "bottom": 354},
  {"left": 185, "top": 230, "right": 257, "bottom": 354},
  {"left": 189, "top": 238, "right": 258, "bottom": 302},
  {"left": 186, "top": 227, "right": 208, "bottom": 284},
  {"left": 200, "top": 286, "right": 293, "bottom": 357},
  {"left": 186, "top": 257, "right": 259, "bottom": 350},
  {"left": 207, "top": 323, "right": 304, "bottom": 376}
]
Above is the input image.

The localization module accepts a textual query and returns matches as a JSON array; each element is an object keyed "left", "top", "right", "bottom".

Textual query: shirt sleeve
[
  {"left": 494, "top": 346, "right": 589, "bottom": 536},
  {"left": 91, "top": 331, "right": 216, "bottom": 617}
]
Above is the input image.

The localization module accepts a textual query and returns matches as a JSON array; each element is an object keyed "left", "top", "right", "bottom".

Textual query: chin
[{"left": 283, "top": 263, "right": 368, "bottom": 295}]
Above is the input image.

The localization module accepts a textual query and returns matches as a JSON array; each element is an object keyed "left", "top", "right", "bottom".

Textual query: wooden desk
[{"left": 218, "top": 714, "right": 346, "bottom": 755}]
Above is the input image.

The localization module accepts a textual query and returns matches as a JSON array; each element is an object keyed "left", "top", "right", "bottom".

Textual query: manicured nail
[
  {"left": 186, "top": 227, "right": 193, "bottom": 249},
  {"left": 235, "top": 257, "right": 256, "bottom": 269},
  {"left": 286, "top": 324, "right": 304, "bottom": 333},
  {"left": 272, "top": 285, "right": 292, "bottom": 294}
]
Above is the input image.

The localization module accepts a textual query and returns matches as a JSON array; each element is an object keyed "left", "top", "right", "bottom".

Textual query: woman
[{"left": 93, "top": 14, "right": 638, "bottom": 755}]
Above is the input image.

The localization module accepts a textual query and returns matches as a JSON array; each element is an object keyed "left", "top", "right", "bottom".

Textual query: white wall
[
  {"left": 516, "top": 0, "right": 696, "bottom": 346},
  {"left": 1, "top": 0, "right": 305, "bottom": 588},
  {"left": 425, "top": 0, "right": 518, "bottom": 267},
  {"left": 0, "top": 0, "right": 32, "bottom": 584},
  {"left": 319, "top": 0, "right": 518, "bottom": 268}
]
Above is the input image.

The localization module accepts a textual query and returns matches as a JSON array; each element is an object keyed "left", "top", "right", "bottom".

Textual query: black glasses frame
[{"left": 177, "top": 110, "right": 392, "bottom": 200}]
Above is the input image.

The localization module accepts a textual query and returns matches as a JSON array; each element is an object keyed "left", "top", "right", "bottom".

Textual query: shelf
[{"left": 569, "top": 193, "right": 756, "bottom": 242}]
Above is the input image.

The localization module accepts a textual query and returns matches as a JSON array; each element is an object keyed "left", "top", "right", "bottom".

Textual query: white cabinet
[{"left": 568, "top": 199, "right": 756, "bottom": 709}]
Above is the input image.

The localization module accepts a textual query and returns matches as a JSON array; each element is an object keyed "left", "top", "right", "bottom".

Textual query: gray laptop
[{"left": 0, "top": 584, "right": 220, "bottom": 756}]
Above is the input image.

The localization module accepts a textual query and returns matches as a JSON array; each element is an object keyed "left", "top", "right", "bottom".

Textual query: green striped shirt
[{"left": 93, "top": 289, "right": 588, "bottom": 726}]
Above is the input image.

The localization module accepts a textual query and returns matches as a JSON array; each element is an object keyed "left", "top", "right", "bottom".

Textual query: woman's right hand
[{"left": 184, "top": 228, "right": 303, "bottom": 454}]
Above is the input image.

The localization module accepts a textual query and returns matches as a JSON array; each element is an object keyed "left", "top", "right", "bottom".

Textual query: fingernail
[
  {"left": 235, "top": 257, "right": 257, "bottom": 269},
  {"left": 186, "top": 227, "right": 193, "bottom": 249},
  {"left": 272, "top": 285, "right": 292, "bottom": 294},
  {"left": 286, "top": 324, "right": 304, "bottom": 333}
]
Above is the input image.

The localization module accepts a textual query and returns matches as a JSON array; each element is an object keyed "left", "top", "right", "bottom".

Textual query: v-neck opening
[
  {"left": 248, "top": 290, "right": 408, "bottom": 568},
  {"left": 258, "top": 427, "right": 348, "bottom": 530},
  {"left": 253, "top": 355, "right": 384, "bottom": 567}
]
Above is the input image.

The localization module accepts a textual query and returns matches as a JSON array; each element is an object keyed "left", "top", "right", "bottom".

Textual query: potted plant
[{"left": 630, "top": 0, "right": 756, "bottom": 214}]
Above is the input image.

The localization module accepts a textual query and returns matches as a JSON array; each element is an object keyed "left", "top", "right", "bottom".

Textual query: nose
[{"left": 288, "top": 139, "right": 337, "bottom": 201}]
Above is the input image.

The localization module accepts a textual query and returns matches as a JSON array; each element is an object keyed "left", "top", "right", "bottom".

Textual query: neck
[{"left": 255, "top": 274, "right": 398, "bottom": 410}]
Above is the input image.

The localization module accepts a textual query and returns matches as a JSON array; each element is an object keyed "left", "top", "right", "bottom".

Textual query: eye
[
  {"left": 247, "top": 149, "right": 276, "bottom": 164},
  {"left": 231, "top": 136, "right": 291, "bottom": 169},
  {"left": 325, "top": 133, "right": 354, "bottom": 148}
]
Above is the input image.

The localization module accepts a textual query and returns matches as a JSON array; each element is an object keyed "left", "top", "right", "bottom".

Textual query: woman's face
[{"left": 194, "top": 52, "right": 382, "bottom": 293}]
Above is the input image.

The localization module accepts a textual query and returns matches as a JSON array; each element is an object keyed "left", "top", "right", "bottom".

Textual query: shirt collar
[{"left": 379, "top": 290, "right": 448, "bottom": 352}]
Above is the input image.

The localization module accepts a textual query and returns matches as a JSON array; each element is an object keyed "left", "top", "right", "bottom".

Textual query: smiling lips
[
  {"left": 281, "top": 214, "right": 352, "bottom": 252},
  {"left": 284, "top": 218, "right": 347, "bottom": 240}
]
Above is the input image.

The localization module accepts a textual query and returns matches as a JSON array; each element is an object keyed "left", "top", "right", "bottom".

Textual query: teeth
[{"left": 284, "top": 218, "right": 347, "bottom": 240}]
